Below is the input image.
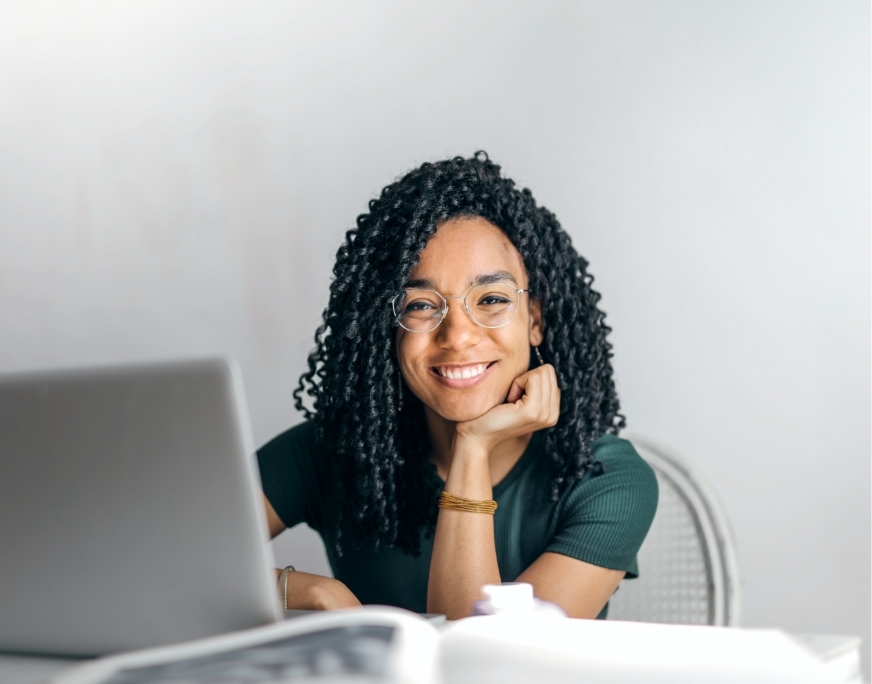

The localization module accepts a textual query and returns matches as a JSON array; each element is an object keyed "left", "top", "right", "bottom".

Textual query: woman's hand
[
  {"left": 454, "top": 364, "right": 561, "bottom": 454},
  {"left": 280, "top": 571, "right": 361, "bottom": 610},
  {"left": 427, "top": 364, "right": 560, "bottom": 618}
]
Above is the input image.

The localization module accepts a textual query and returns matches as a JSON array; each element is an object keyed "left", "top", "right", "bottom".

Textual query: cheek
[
  {"left": 494, "top": 327, "right": 533, "bottom": 368},
  {"left": 396, "top": 334, "right": 428, "bottom": 382}
]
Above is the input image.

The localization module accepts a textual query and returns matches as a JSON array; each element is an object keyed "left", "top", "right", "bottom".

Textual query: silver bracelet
[{"left": 278, "top": 565, "right": 295, "bottom": 610}]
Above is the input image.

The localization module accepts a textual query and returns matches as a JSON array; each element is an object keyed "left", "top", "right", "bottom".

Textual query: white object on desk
[
  {"left": 481, "top": 583, "right": 535, "bottom": 613},
  {"left": 474, "top": 582, "right": 565, "bottom": 617}
]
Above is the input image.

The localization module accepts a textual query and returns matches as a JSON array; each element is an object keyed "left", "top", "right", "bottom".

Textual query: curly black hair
[{"left": 294, "top": 152, "right": 624, "bottom": 555}]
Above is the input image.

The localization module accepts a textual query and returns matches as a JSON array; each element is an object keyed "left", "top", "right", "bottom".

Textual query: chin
[
  {"left": 438, "top": 408, "right": 486, "bottom": 423},
  {"left": 433, "top": 396, "right": 501, "bottom": 423}
]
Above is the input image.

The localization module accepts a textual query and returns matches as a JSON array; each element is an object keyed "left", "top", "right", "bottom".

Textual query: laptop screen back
[{"left": 0, "top": 358, "right": 280, "bottom": 656}]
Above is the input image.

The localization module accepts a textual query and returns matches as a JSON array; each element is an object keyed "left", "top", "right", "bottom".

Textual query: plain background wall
[{"left": 1, "top": 1, "right": 868, "bottom": 675}]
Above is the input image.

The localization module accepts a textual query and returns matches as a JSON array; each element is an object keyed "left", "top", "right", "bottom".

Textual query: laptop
[{"left": 0, "top": 358, "right": 282, "bottom": 657}]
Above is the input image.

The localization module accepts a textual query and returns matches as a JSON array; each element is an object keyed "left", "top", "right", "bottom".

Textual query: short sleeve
[
  {"left": 546, "top": 435, "right": 658, "bottom": 578},
  {"left": 256, "top": 420, "right": 331, "bottom": 533}
]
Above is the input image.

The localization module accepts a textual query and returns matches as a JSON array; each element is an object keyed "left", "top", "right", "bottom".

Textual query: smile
[
  {"left": 429, "top": 361, "right": 496, "bottom": 388},
  {"left": 435, "top": 364, "right": 489, "bottom": 379}
]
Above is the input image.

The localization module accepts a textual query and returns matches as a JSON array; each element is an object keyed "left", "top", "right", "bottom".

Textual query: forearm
[{"left": 427, "top": 442, "right": 501, "bottom": 618}]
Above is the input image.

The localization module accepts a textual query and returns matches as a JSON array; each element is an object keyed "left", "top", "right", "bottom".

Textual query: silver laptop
[{"left": 0, "top": 358, "right": 281, "bottom": 657}]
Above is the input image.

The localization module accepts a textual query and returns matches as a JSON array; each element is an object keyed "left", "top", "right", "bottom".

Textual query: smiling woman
[{"left": 257, "top": 152, "right": 658, "bottom": 619}]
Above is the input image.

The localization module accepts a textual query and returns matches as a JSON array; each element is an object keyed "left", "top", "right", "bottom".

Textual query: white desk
[{"left": 0, "top": 630, "right": 862, "bottom": 684}]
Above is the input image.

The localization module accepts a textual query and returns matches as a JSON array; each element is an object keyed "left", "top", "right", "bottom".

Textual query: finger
[
  {"left": 546, "top": 365, "right": 561, "bottom": 424},
  {"left": 506, "top": 376, "right": 525, "bottom": 404},
  {"left": 520, "top": 371, "right": 550, "bottom": 422},
  {"left": 535, "top": 368, "right": 552, "bottom": 422},
  {"left": 550, "top": 370, "right": 561, "bottom": 425},
  {"left": 505, "top": 366, "right": 540, "bottom": 404},
  {"left": 507, "top": 368, "right": 552, "bottom": 422},
  {"left": 547, "top": 391, "right": 560, "bottom": 426},
  {"left": 529, "top": 365, "right": 556, "bottom": 426}
]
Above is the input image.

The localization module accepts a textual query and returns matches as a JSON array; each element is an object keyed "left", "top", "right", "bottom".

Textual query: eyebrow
[{"left": 404, "top": 271, "right": 519, "bottom": 290}]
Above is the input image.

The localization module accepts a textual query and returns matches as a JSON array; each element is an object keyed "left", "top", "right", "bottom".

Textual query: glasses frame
[{"left": 390, "top": 282, "right": 530, "bottom": 333}]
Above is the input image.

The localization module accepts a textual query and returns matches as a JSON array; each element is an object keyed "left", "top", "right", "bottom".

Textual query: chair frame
[{"left": 623, "top": 433, "right": 742, "bottom": 627}]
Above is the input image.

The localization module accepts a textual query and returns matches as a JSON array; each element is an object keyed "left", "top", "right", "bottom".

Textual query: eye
[
  {"left": 398, "top": 291, "right": 445, "bottom": 319},
  {"left": 476, "top": 294, "right": 512, "bottom": 307},
  {"left": 404, "top": 300, "right": 438, "bottom": 312}
]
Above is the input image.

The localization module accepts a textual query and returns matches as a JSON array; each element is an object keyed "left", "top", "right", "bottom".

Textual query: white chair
[{"left": 608, "top": 435, "right": 741, "bottom": 626}]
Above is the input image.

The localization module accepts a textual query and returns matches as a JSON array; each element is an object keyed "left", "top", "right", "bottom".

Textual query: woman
[{"left": 258, "top": 152, "right": 658, "bottom": 620}]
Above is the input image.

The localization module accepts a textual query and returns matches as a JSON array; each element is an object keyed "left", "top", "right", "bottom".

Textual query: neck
[{"left": 425, "top": 406, "right": 533, "bottom": 486}]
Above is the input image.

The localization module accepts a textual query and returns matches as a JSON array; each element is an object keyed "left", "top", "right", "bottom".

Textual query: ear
[{"left": 528, "top": 298, "right": 544, "bottom": 347}]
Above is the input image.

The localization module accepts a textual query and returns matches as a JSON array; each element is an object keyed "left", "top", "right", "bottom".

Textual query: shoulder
[
  {"left": 256, "top": 420, "right": 332, "bottom": 530},
  {"left": 591, "top": 434, "right": 658, "bottom": 486},
  {"left": 257, "top": 420, "right": 329, "bottom": 486},
  {"left": 562, "top": 434, "right": 659, "bottom": 521},
  {"left": 258, "top": 420, "right": 322, "bottom": 460}
]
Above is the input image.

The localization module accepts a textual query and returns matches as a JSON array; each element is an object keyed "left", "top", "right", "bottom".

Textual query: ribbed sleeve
[
  {"left": 546, "top": 435, "right": 658, "bottom": 578},
  {"left": 256, "top": 421, "right": 331, "bottom": 533}
]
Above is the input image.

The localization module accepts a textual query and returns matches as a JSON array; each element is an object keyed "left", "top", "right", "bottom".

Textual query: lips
[{"left": 429, "top": 361, "right": 496, "bottom": 388}]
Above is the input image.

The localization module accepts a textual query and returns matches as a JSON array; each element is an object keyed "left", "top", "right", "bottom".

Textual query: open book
[
  {"left": 54, "top": 609, "right": 439, "bottom": 684},
  {"left": 54, "top": 606, "right": 849, "bottom": 684}
]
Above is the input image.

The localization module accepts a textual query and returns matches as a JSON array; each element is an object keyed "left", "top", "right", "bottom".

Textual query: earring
[
  {"left": 397, "top": 370, "right": 404, "bottom": 412},
  {"left": 534, "top": 346, "right": 545, "bottom": 366}
]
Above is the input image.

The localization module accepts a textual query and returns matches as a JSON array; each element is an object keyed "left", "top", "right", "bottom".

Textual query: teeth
[{"left": 437, "top": 364, "right": 487, "bottom": 380}]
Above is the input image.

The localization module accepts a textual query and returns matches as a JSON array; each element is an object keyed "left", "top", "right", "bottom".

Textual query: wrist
[
  {"left": 444, "top": 440, "right": 493, "bottom": 500},
  {"left": 452, "top": 434, "right": 491, "bottom": 461},
  {"left": 277, "top": 565, "right": 296, "bottom": 610}
]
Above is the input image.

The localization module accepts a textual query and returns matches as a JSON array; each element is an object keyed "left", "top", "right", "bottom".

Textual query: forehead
[{"left": 408, "top": 217, "right": 527, "bottom": 290}]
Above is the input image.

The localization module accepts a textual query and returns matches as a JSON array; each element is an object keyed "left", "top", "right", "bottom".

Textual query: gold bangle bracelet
[{"left": 438, "top": 490, "right": 498, "bottom": 515}]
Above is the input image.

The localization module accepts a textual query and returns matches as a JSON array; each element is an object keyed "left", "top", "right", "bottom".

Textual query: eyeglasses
[{"left": 391, "top": 281, "right": 529, "bottom": 333}]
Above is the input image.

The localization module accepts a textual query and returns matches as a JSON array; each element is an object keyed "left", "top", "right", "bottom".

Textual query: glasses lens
[
  {"left": 467, "top": 283, "right": 519, "bottom": 328},
  {"left": 395, "top": 289, "right": 446, "bottom": 332}
]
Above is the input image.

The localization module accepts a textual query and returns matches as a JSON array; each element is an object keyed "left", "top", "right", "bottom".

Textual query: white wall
[{"left": 1, "top": 1, "right": 868, "bottom": 675}]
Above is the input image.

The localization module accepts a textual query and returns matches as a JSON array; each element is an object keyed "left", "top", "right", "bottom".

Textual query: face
[{"left": 395, "top": 216, "right": 543, "bottom": 422}]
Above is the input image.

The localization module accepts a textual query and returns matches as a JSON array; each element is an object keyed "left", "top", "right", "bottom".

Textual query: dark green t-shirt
[{"left": 257, "top": 421, "right": 658, "bottom": 615}]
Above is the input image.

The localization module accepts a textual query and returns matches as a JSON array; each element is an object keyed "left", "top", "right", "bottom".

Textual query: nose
[{"left": 434, "top": 297, "right": 481, "bottom": 350}]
